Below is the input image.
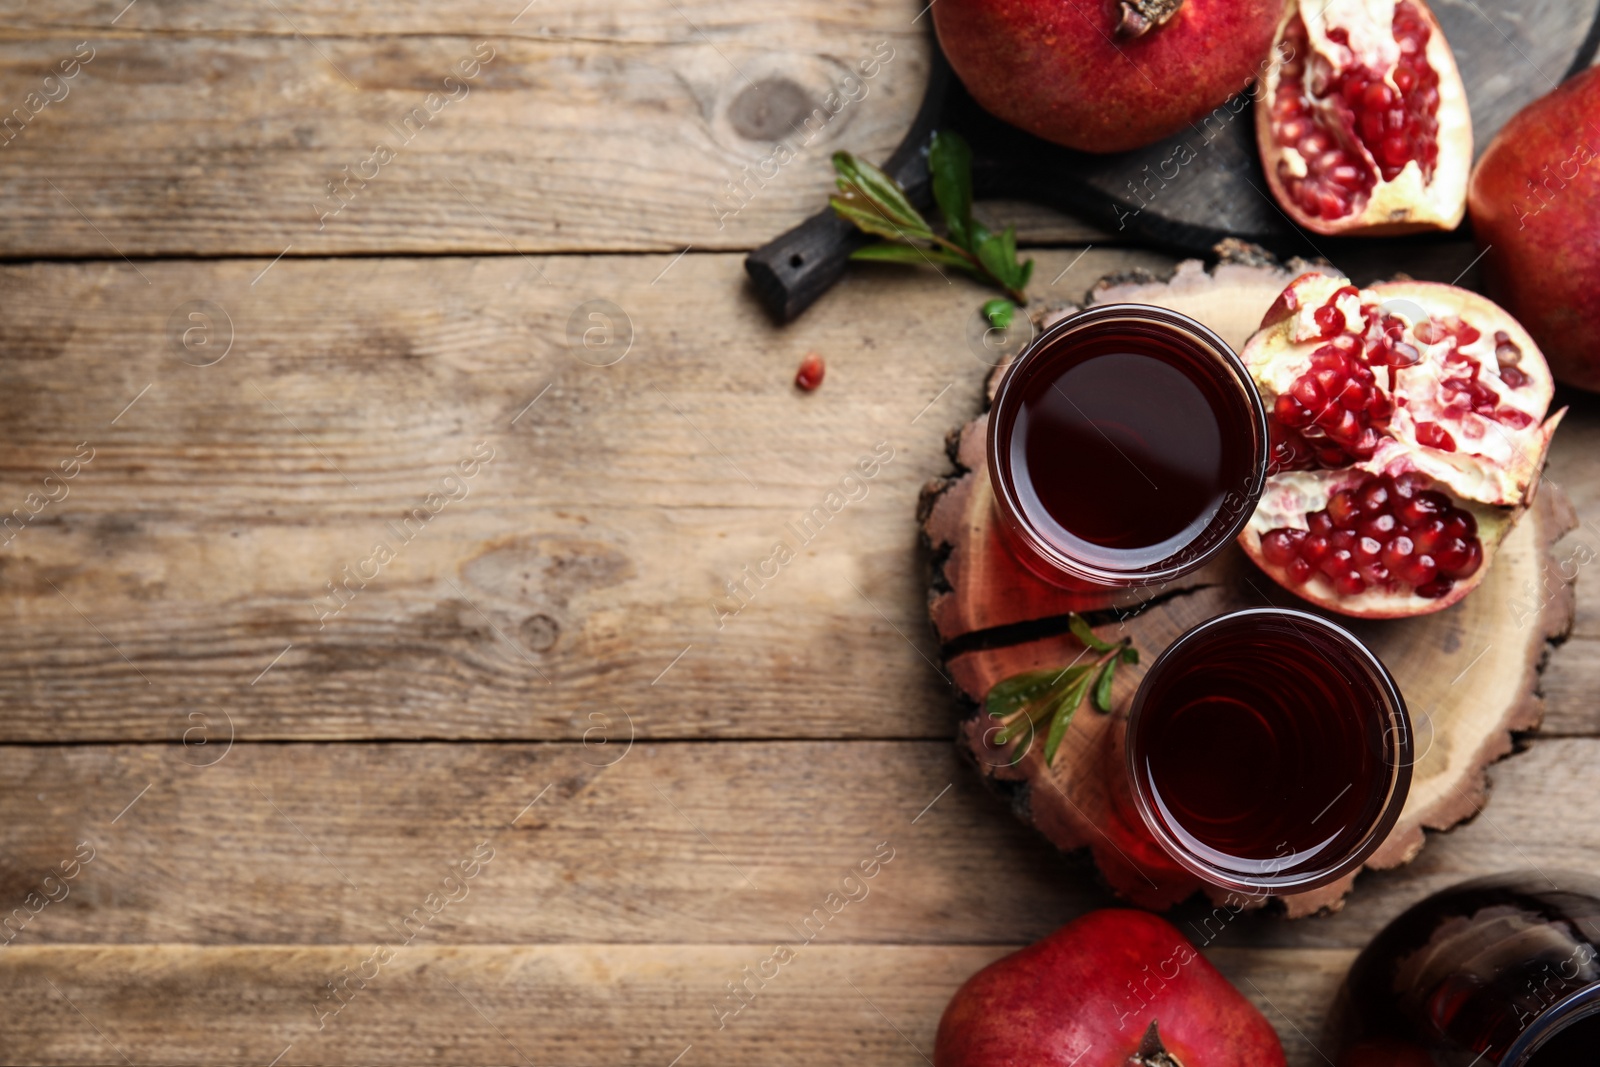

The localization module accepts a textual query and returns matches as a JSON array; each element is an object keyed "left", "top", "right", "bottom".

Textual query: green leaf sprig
[
  {"left": 985, "top": 615, "right": 1139, "bottom": 767},
  {"left": 829, "top": 131, "right": 1033, "bottom": 319}
]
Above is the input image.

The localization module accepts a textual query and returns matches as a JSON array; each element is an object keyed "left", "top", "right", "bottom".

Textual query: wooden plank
[
  {"left": 0, "top": 248, "right": 1170, "bottom": 742},
  {"left": 1, "top": 249, "right": 1593, "bottom": 743},
  {"left": 0, "top": 15, "right": 1099, "bottom": 257},
  {"left": 0, "top": 737, "right": 1596, "bottom": 950},
  {"left": 0, "top": 739, "right": 1113, "bottom": 947},
  {"left": 0, "top": 943, "right": 1350, "bottom": 1067}
]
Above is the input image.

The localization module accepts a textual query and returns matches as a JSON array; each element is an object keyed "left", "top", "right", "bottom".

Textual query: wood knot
[
  {"left": 727, "top": 77, "right": 815, "bottom": 142},
  {"left": 520, "top": 613, "right": 560, "bottom": 652}
]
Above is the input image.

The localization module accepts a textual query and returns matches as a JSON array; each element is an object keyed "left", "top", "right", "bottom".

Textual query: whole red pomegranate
[
  {"left": 1469, "top": 66, "right": 1600, "bottom": 391},
  {"left": 1239, "top": 272, "right": 1561, "bottom": 617},
  {"left": 932, "top": 0, "right": 1280, "bottom": 154},
  {"left": 1257, "top": 0, "right": 1470, "bottom": 235},
  {"left": 935, "top": 910, "right": 1286, "bottom": 1066}
]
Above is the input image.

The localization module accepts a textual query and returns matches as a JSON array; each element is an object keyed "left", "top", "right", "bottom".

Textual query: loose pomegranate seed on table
[{"left": 794, "top": 352, "right": 825, "bottom": 391}]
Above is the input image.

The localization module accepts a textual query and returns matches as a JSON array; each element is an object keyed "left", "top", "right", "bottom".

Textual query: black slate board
[{"left": 747, "top": 0, "right": 1600, "bottom": 323}]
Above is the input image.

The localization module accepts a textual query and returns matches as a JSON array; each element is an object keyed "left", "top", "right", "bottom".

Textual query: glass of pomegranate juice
[
  {"left": 987, "top": 304, "right": 1269, "bottom": 590},
  {"left": 1126, "top": 608, "right": 1413, "bottom": 896}
]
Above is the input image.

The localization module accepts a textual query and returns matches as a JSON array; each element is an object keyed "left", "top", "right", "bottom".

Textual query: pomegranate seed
[
  {"left": 1314, "top": 304, "right": 1346, "bottom": 337},
  {"left": 1334, "top": 570, "right": 1367, "bottom": 596},
  {"left": 1261, "top": 529, "right": 1302, "bottom": 565},
  {"left": 794, "top": 353, "right": 825, "bottom": 391},
  {"left": 1293, "top": 377, "right": 1326, "bottom": 408},
  {"left": 1322, "top": 547, "right": 1356, "bottom": 578},
  {"left": 1501, "top": 366, "right": 1528, "bottom": 389},
  {"left": 1287, "top": 558, "right": 1313, "bottom": 584},
  {"left": 1497, "top": 406, "right": 1533, "bottom": 428},
  {"left": 1327, "top": 490, "right": 1360, "bottom": 529},
  {"left": 1412, "top": 519, "right": 1446, "bottom": 554},
  {"left": 1308, "top": 512, "right": 1334, "bottom": 536},
  {"left": 1399, "top": 553, "right": 1438, "bottom": 587},
  {"left": 1358, "top": 480, "right": 1390, "bottom": 512},
  {"left": 1495, "top": 331, "right": 1522, "bottom": 366},
  {"left": 1327, "top": 407, "right": 1361, "bottom": 443},
  {"left": 1387, "top": 341, "right": 1421, "bottom": 367},
  {"left": 1356, "top": 536, "right": 1383, "bottom": 563},
  {"left": 1381, "top": 535, "right": 1414, "bottom": 570},
  {"left": 1398, "top": 493, "right": 1445, "bottom": 528},
  {"left": 1439, "top": 539, "right": 1482, "bottom": 579},
  {"left": 1435, "top": 537, "right": 1472, "bottom": 573},
  {"left": 1415, "top": 421, "right": 1457, "bottom": 451},
  {"left": 1359, "top": 512, "right": 1397, "bottom": 539},
  {"left": 1317, "top": 446, "right": 1350, "bottom": 467},
  {"left": 1394, "top": 472, "right": 1429, "bottom": 498},
  {"left": 1303, "top": 535, "right": 1331, "bottom": 564},
  {"left": 1444, "top": 510, "right": 1476, "bottom": 538},
  {"left": 1415, "top": 577, "right": 1455, "bottom": 599}
]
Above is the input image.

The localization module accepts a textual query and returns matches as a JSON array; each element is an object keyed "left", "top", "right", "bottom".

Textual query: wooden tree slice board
[{"left": 919, "top": 251, "right": 1578, "bottom": 917}]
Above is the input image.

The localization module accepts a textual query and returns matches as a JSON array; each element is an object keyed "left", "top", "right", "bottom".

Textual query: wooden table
[{"left": 0, "top": 4, "right": 1595, "bottom": 1064}]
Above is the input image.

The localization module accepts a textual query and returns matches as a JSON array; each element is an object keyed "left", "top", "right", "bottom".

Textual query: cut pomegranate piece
[
  {"left": 1257, "top": 0, "right": 1470, "bottom": 236},
  {"left": 1239, "top": 272, "right": 1562, "bottom": 618}
]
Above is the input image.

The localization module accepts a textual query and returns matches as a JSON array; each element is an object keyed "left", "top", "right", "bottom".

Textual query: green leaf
[
  {"left": 1043, "top": 669, "right": 1096, "bottom": 766},
  {"left": 982, "top": 298, "right": 1015, "bottom": 329},
  {"left": 1092, "top": 656, "right": 1119, "bottom": 714},
  {"left": 851, "top": 242, "right": 967, "bottom": 268},
  {"left": 986, "top": 668, "right": 1066, "bottom": 719},
  {"left": 1017, "top": 257, "right": 1035, "bottom": 290},
  {"left": 967, "top": 217, "right": 992, "bottom": 252},
  {"left": 1041, "top": 703, "right": 1075, "bottom": 767},
  {"left": 829, "top": 196, "right": 933, "bottom": 244},
  {"left": 974, "top": 230, "right": 1012, "bottom": 291},
  {"left": 831, "top": 152, "right": 927, "bottom": 233},
  {"left": 1121, "top": 646, "right": 1140, "bottom": 665},
  {"left": 928, "top": 131, "right": 975, "bottom": 250},
  {"left": 993, "top": 715, "right": 1032, "bottom": 747},
  {"left": 1068, "top": 614, "right": 1115, "bottom": 652},
  {"left": 998, "top": 227, "right": 1020, "bottom": 286}
]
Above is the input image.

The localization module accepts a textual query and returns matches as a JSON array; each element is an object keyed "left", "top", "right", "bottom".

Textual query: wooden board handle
[{"left": 745, "top": 42, "right": 951, "bottom": 323}]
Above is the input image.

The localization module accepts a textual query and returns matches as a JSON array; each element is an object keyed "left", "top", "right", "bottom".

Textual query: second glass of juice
[
  {"left": 987, "top": 304, "right": 1269, "bottom": 590},
  {"left": 1125, "top": 607, "right": 1413, "bottom": 896}
]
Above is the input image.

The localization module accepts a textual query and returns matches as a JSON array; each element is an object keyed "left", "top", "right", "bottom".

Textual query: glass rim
[
  {"left": 1124, "top": 607, "right": 1414, "bottom": 896},
  {"left": 985, "top": 302, "right": 1269, "bottom": 588},
  {"left": 1505, "top": 982, "right": 1600, "bottom": 1065}
]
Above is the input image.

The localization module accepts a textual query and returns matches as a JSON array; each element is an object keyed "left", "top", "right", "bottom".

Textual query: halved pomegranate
[
  {"left": 1240, "top": 272, "right": 1562, "bottom": 617},
  {"left": 1257, "top": 0, "right": 1470, "bottom": 236}
]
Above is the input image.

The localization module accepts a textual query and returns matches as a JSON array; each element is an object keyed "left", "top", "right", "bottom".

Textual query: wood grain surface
[{"left": 0, "top": 1, "right": 1598, "bottom": 1064}]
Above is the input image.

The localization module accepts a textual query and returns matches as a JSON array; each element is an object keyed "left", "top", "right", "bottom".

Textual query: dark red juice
[
  {"left": 1128, "top": 609, "right": 1409, "bottom": 890},
  {"left": 989, "top": 307, "right": 1267, "bottom": 587},
  {"left": 1524, "top": 1013, "right": 1600, "bottom": 1064}
]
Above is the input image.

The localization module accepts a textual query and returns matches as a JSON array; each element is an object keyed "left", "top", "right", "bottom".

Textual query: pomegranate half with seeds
[
  {"left": 1239, "top": 272, "right": 1562, "bottom": 618},
  {"left": 1257, "top": 0, "right": 1471, "bottom": 236}
]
